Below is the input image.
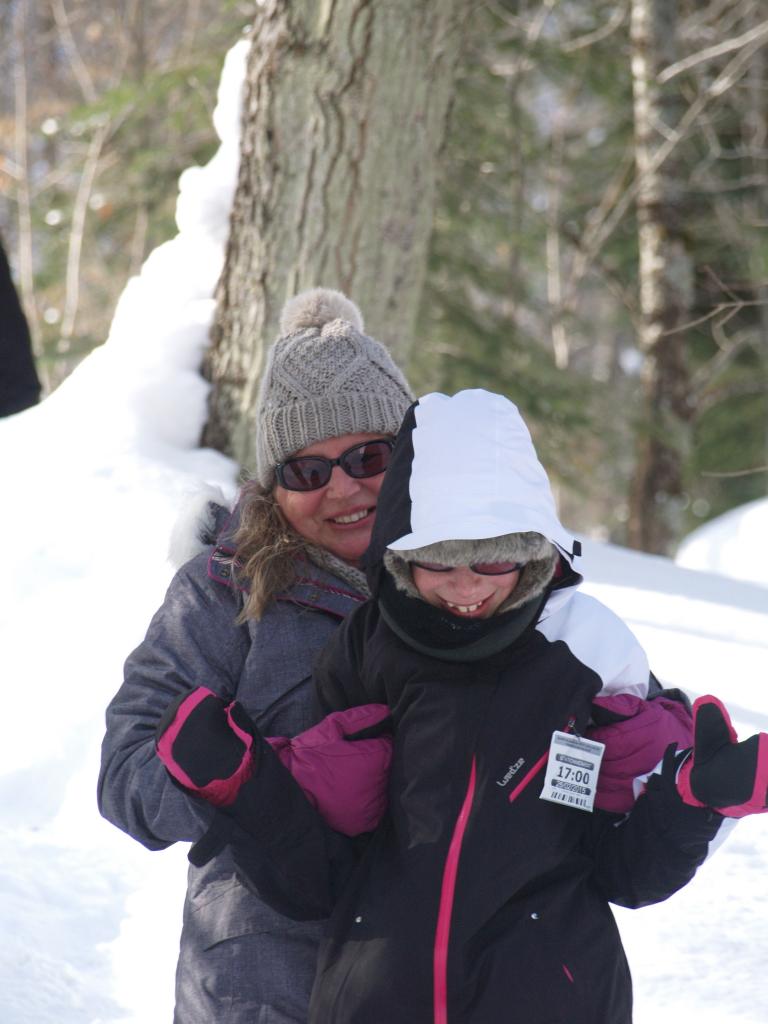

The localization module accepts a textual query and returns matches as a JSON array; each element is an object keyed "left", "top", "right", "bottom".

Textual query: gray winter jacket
[{"left": 98, "top": 538, "right": 365, "bottom": 1023}]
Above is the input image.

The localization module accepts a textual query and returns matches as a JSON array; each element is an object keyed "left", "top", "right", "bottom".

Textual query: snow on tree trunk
[
  {"left": 203, "top": 0, "right": 463, "bottom": 468},
  {"left": 627, "top": 0, "right": 695, "bottom": 554}
]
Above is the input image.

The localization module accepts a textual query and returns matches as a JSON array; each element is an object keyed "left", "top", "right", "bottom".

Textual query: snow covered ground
[{"left": 2, "top": 38, "right": 767, "bottom": 1024}]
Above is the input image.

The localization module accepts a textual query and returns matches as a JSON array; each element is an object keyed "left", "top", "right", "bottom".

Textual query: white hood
[{"left": 386, "top": 389, "right": 577, "bottom": 557}]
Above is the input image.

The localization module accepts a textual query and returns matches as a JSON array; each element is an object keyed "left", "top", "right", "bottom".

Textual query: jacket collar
[
  {"left": 279, "top": 563, "right": 366, "bottom": 619},
  {"left": 208, "top": 534, "right": 364, "bottom": 619},
  {"left": 205, "top": 499, "right": 366, "bottom": 617}
]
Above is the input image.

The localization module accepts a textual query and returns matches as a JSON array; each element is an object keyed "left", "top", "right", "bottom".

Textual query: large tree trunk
[
  {"left": 203, "top": 0, "right": 463, "bottom": 468},
  {"left": 627, "top": 0, "right": 695, "bottom": 554}
]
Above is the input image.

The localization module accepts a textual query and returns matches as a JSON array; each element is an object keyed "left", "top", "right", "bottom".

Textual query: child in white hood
[{"left": 157, "top": 389, "right": 768, "bottom": 1024}]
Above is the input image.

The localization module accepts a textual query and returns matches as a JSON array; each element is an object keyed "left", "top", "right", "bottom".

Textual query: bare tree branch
[
  {"left": 486, "top": 0, "right": 557, "bottom": 75},
  {"left": 689, "top": 323, "right": 756, "bottom": 399},
  {"left": 128, "top": 203, "right": 149, "bottom": 278},
  {"left": 701, "top": 464, "right": 768, "bottom": 478},
  {"left": 178, "top": 0, "right": 203, "bottom": 61},
  {"left": 701, "top": 264, "right": 743, "bottom": 305},
  {"left": 563, "top": 36, "right": 768, "bottom": 303},
  {"left": 685, "top": 173, "right": 768, "bottom": 193},
  {"left": 658, "top": 18, "right": 768, "bottom": 84},
  {"left": 662, "top": 299, "right": 766, "bottom": 339},
  {"left": 560, "top": 4, "right": 628, "bottom": 53},
  {"left": 1, "top": 157, "right": 24, "bottom": 180},
  {"left": 562, "top": 145, "right": 635, "bottom": 308},
  {"left": 545, "top": 108, "right": 569, "bottom": 368},
  {"left": 698, "top": 378, "right": 767, "bottom": 415},
  {"left": 60, "top": 121, "right": 110, "bottom": 344},
  {"left": 49, "top": 0, "right": 98, "bottom": 104}
]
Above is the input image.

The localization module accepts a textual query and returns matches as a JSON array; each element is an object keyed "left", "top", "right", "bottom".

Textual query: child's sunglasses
[
  {"left": 275, "top": 439, "right": 394, "bottom": 492},
  {"left": 410, "top": 560, "right": 523, "bottom": 576}
]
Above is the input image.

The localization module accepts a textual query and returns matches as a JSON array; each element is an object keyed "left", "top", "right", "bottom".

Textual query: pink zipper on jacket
[
  {"left": 432, "top": 718, "right": 576, "bottom": 1024},
  {"left": 433, "top": 757, "right": 477, "bottom": 1024}
]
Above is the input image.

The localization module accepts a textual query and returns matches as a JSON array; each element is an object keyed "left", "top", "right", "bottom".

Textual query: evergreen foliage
[{"left": 415, "top": 0, "right": 768, "bottom": 546}]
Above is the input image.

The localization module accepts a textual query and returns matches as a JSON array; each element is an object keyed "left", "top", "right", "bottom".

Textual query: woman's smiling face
[
  {"left": 274, "top": 432, "right": 390, "bottom": 566},
  {"left": 410, "top": 563, "right": 521, "bottom": 619}
]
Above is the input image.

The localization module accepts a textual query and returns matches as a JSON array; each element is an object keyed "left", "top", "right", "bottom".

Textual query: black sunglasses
[
  {"left": 410, "top": 560, "right": 523, "bottom": 576},
  {"left": 276, "top": 439, "right": 395, "bottom": 492}
]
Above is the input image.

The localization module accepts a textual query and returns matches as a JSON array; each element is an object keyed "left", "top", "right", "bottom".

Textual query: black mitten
[
  {"left": 677, "top": 695, "right": 768, "bottom": 818},
  {"left": 156, "top": 687, "right": 256, "bottom": 806}
]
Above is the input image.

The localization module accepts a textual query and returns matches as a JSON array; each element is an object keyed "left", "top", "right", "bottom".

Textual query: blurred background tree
[
  {"left": 0, "top": 0, "right": 251, "bottom": 390},
  {"left": 413, "top": 0, "right": 642, "bottom": 540},
  {"left": 414, "top": 0, "right": 768, "bottom": 552},
  {"left": 2, "top": 0, "right": 766, "bottom": 555}
]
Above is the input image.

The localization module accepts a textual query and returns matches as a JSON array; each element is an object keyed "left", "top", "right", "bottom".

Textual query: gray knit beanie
[
  {"left": 254, "top": 287, "right": 413, "bottom": 487},
  {"left": 384, "top": 533, "right": 559, "bottom": 612}
]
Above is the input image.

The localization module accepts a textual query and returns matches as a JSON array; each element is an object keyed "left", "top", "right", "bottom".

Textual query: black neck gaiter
[{"left": 377, "top": 571, "right": 546, "bottom": 664}]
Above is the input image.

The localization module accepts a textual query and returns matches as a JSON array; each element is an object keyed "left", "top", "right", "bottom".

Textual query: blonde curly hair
[{"left": 232, "top": 481, "right": 306, "bottom": 621}]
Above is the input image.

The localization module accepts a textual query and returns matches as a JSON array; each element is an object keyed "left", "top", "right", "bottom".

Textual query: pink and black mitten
[
  {"left": 156, "top": 687, "right": 255, "bottom": 807},
  {"left": 677, "top": 695, "right": 768, "bottom": 818},
  {"left": 156, "top": 688, "right": 362, "bottom": 914}
]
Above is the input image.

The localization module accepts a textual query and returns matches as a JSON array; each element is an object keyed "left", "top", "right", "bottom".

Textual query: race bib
[{"left": 540, "top": 731, "right": 605, "bottom": 813}]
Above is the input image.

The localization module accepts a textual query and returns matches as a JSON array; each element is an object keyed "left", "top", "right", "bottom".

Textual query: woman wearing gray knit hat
[
  {"left": 98, "top": 288, "right": 412, "bottom": 1023},
  {"left": 235, "top": 286, "right": 413, "bottom": 615}
]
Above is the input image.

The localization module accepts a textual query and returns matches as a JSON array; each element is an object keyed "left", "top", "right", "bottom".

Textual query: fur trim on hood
[
  {"left": 167, "top": 485, "right": 234, "bottom": 569},
  {"left": 384, "top": 533, "right": 559, "bottom": 612}
]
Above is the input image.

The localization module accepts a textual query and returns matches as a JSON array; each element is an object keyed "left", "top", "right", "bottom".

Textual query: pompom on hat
[
  {"left": 279, "top": 288, "right": 364, "bottom": 336},
  {"left": 253, "top": 287, "right": 413, "bottom": 487}
]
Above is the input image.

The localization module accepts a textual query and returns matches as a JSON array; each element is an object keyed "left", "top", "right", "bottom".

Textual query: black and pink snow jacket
[{"left": 227, "top": 391, "right": 725, "bottom": 1024}]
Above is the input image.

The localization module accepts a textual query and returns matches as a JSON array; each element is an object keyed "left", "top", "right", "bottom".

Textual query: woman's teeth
[{"left": 332, "top": 509, "right": 369, "bottom": 525}]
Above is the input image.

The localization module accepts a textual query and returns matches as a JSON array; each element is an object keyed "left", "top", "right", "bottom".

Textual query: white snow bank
[
  {"left": 0, "top": 39, "right": 249, "bottom": 1024},
  {"left": 676, "top": 497, "right": 768, "bottom": 590}
]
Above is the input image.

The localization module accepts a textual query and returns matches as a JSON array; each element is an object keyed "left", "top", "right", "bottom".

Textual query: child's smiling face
[{"left": 410, "top": 564, "right": 521, "bottom": 619}]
